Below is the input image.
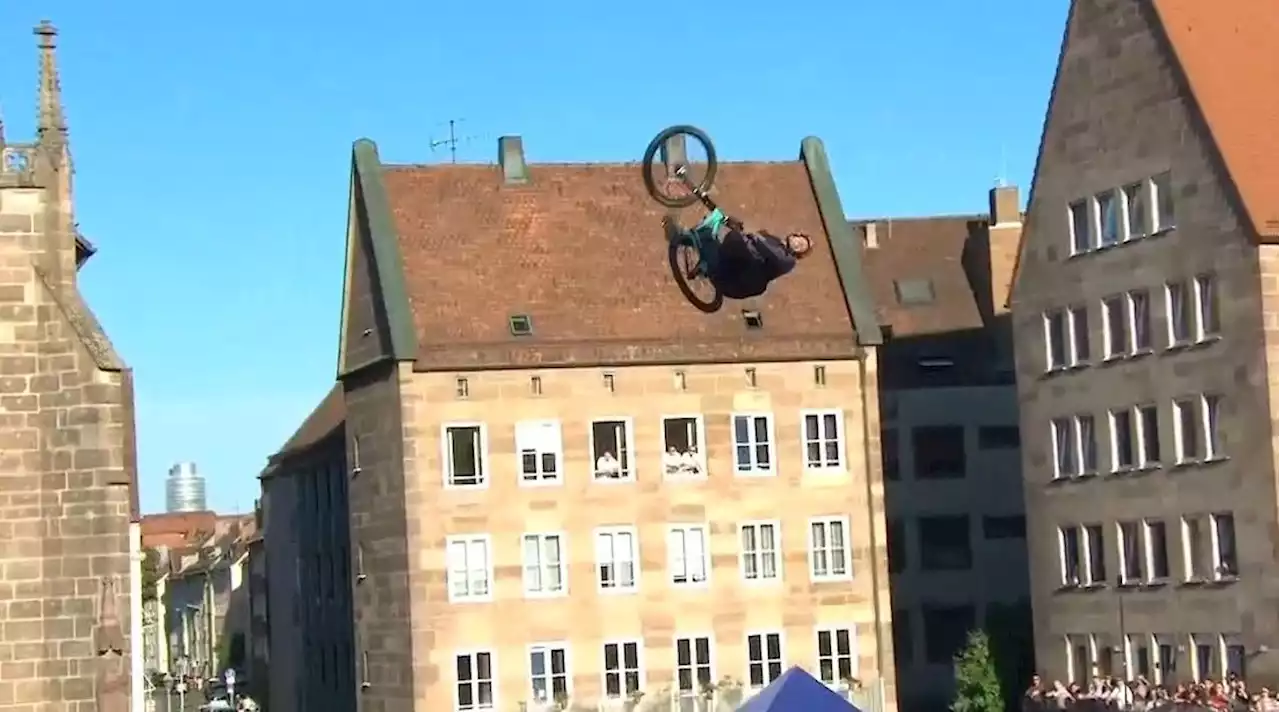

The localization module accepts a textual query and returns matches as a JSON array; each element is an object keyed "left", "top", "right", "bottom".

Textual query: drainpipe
[
  {"left": 129, "top": 521, "right": 144, "bottom": 712},
  {"left": 857, "top": 349, "right": 889, "bottom": 686}
]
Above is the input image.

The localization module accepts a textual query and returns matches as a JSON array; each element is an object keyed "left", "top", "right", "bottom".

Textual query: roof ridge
[
  {"left": 850, "top": 213, "right": 989, "bottom": 223},
  {"left": 380, "top": 159, "right": 805, "bottom": 170}
]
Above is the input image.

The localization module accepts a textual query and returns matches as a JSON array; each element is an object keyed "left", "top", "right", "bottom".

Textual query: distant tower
[{"left": 165, "top": 462, "right": 207, "bottom": 512}]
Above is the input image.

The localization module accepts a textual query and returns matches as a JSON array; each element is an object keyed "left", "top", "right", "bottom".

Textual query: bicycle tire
[
  {"left": 668, "top": 236, "right": 723, "bottom": 314},
  {"left": 642, "top": 125, "right": 719, "bottom": 208}
]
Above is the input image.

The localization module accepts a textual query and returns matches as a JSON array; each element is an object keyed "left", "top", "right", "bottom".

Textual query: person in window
[
  {"left": 595, "top": 450, "right": 621, "bottom": 479},
  {"left": 1023, "top": 675, "right": 1047, "bottom": 712},
  {"left": 663, "top": 446, "right": 684, "bottom": 475},
  {"left": 679, "top": 446, "right": 702, "bottom": 476}
]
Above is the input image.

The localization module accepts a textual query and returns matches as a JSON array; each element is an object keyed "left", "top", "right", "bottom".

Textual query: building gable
[
  {"left": 1008, "top": 0, "right": 1208, "bottom": 304},
  {"left": 336, "top": 141, "right": 418, "bottom": 378}
]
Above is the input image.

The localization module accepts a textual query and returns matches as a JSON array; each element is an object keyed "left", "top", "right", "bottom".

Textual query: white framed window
[
  {"left": 1109, "top": 407, "right": 1136, "bottom": 471},
  {"left": 446, "top": 535, "right": 493, "bottom": 603},
  {"left": 1221, "top": 634, "right": 1247, "bottom": 680},
  {"left": 594, "top": 526, "right": 638, "bottom": 593},
  {"left": 528, "top": 643, "right": 570, "bottom": 704},
  {"left": 1124, "top": 634, "right": 1151, "bottom": 681},
  {"left": 1122, "top": 180, "right": 1151, "bottom": 239},
  {"left": 674, "top": 635, "right": 714, "bottom": 698},
  {"left": 1066, "top": 635, "right": 1092, "bottom": 684},
  {"left": 1172, "top": 397, "right": 1198, "bottom": 463},
  {"left": 1192, "top": 633, "right": 1218, "bottom": 681},
  {"left": 732, "top": 412, "right": 776, "bottom": 475},
  {"left": 1180, "top": 515, "right": 1208, "bottom": 581},
  {"left": 454, "top": 650, "right": 495, "bottom": 712},
  {"left": 746, "top": 631, "right": 785, "bottom": 689},
  {"left": 1127, "top": 289, "right": 1152, "bottom": 351},
  {"left": 1044, "top": 307, "right": 1089, "bottom": 369},
  {"left": 1165, "top": 281, "right": 1193, "bottom": 346},
  {"left": 1095, "top": 189, "right": 1121, "bottom": 247},
  {"left": 590, "top": 418, "right": 634, "bottom": 481},
  {"left": 522, "top": 532, "right": 566, "bottom": 597},
  {"left": 602, "top": 640, "right": 643, "bottom": 699},
  {"left": 661, "top": 414, "right": 706, "bottom": 478},
  {"left": 1173, "top": 394, "right": 1223, "bottom": 463},
  {"left": 1209, "top": 512, "right": 1238, "bottom": 579},
  {"left": 1152, "top": 171, "right": 1175, "bottom": 232},
  {"left": 1068, "top": 200, "right": 1092, "bottom": 254},
  {"left": 802, "top": 409, "right": 845, "bottom": 470},
  {"left": 1143, "top": 518, "right": 1171, "bottom": 581},
  {"left": 815, "top": 627, "right": 856, "bottom": 686},
  {"left": 1203, "top": 394, "right": 1222, "bottom": 458},
  {"left": 668, "top": 524, "right": 710, "bottom": 587},
  {"left": 1193, "top": 274, "right": 1219, "bottom": 339},
  {"left": 1050, "top": 414, "right": 1097, "bottom": 478},
  {"left": 1152, "top": 634, "right": 1176, "bottom": 685},
  {"left": 1083, "top": 523, "right": 1106, "bottom": 585},
  {"left": 740, "top": 521, "right": 781, "bottom": 583},
  {"left": 515, "top": 419, "right": 563, "bottom": 485},
  {"left": 1116, "top": 520, "right": 1144, "bottom": 584},
  {"left": 1069, "top": 306, "right": 1090, "bottom": 364},
  {"left": 1058, "top": 525, "right": 1082, "bottom": 586},
  {"left": 1044, "top": 309, "right": 1068, "bottom": 370},
  {"left": 443, "top": 422, "right": 488, "bottom": 488},
  {"left": 1102, "top": 295, "right": 1128, "bottom": 358},
  {"left": 1136, "top": 404, "right": 1161, "bottom": 466},
  {"left": 808, "top": 516, "right": 852, "bottom": 581}
]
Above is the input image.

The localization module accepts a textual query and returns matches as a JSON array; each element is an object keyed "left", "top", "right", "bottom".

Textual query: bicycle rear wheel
[{"left": 642, "top": 125, "right": 718, "bottom": 208}]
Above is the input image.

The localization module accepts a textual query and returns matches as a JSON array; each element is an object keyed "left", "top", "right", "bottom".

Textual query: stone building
[
  {"left": 854, "top": 188, "right": 1033, "bottom": 710},
  {"left": 0, "top": 21, "right": 138, "bottom": 712},
  {"left": 259, "top": 384, "right": 355, "bottom": 712},
  {"left": 1010, "top": 0, "right": 1278, "bottom": 687},
  {"left": 308, "top": 131, "right": 895, "bottom": 712}
]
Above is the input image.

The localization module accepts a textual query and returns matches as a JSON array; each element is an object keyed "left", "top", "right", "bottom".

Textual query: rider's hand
[{"left": 727, "top": 216, "right": 744, "bottom": 232}]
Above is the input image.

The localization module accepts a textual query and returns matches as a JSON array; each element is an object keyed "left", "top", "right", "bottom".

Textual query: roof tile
[
  {"left": 1154, "top": 0, "right": 1279, "bottom": 238},
  {"left": 381, "top": 160, "right": 861, "bottom": 367},
  {"left": 857, "top": 216, "right": 987, "bottom": 336}
]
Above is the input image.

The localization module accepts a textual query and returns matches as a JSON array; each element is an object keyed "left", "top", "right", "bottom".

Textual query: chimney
[
  {"left": 661, "top": 132, "right": 687, "bottom": 176},
  {"left": 987, "top": 185, "right": 1022, "bottom": 316},
  {"left": 862, "top": 222, "right": 879, "bottom": 249},
  {"left": 498, "top": 136, "right": 529, "bottom": 185},
  {"left": 989, "top": 185, "right": 1020, "bottom": 227}
]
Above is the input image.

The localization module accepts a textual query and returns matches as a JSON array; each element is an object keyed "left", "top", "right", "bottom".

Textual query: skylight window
[{"left": 893, "top": 279, "right": 936, "bottom": 306}]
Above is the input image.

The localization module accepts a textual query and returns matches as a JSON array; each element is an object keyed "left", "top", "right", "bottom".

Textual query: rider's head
[{"left": 786, "top": 233, "right": 813, "bottom": 258}]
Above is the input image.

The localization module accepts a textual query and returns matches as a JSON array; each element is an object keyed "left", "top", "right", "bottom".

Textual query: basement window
[
  {"left": 509, "top": 314, "right": 533, "bottom": 336},
  {"left": 742, "top": 310, "right": 764, "bottom": 329},
  {"left": 893, "top": 278, "right": 936, "bottom": 306}
]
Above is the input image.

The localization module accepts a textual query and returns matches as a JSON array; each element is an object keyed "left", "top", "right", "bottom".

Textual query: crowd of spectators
[{"left": 1022, "top": 673, "right": 1278, "bottom": 712}]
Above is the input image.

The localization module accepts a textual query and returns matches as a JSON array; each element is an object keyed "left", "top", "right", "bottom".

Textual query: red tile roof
[
  {"left": 858, "top": 216, "right": 989, "bottom": 336},
  {"left": 379, "top": 159, "right": 865, "bottom": 368},
  {"left": 1154, "top": 0, "right": 1279, "bottom": 239}
]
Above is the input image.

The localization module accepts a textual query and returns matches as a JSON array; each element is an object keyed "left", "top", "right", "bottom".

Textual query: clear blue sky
[{"left": 0, "top": 1, "right": 1066, "bottom": 514}]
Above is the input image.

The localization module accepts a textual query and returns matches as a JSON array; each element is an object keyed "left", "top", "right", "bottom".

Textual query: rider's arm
[{"left": 754, "top": 234, "right": 798, "bottom": 276}]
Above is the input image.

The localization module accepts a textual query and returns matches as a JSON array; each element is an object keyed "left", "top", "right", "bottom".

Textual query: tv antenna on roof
[{"left": 430, "top": 118, "right": 480, "bottom": 164}]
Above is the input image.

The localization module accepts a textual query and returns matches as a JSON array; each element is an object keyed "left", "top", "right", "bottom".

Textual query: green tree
[
  {"left": 985, "top": 601, "right": 1036, "bottom": 712},
  {"left": 951, "top": 629, "right": 1004, "bottom": 712},
  {"left": 141, "top": 548, "right": 161, "bottom": 601}
]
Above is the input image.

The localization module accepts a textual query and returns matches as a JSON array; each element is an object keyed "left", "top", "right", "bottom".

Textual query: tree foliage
[
  {"left": 985, "top": 601, "right": 1036, "bottom": 712},
  {"left": 141, "top": 548, "right": 161, "bottom": 601},
  {"left": 952, "top": 629, "right": 1004, "bottom": 712}
]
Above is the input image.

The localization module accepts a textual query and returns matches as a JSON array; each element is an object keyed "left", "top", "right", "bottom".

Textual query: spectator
[{"left": 595, "top": 450, "right": 621, "bottom": 478}]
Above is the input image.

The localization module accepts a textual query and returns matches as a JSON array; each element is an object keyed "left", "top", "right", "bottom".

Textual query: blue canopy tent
[{"left": 735, "top": 667, "right": 862, "bottom": 712}]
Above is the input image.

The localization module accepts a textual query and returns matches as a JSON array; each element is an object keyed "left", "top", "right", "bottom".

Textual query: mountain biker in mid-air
[{"left": 664, "top": 214, "right": 812, "bottom": 299}]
